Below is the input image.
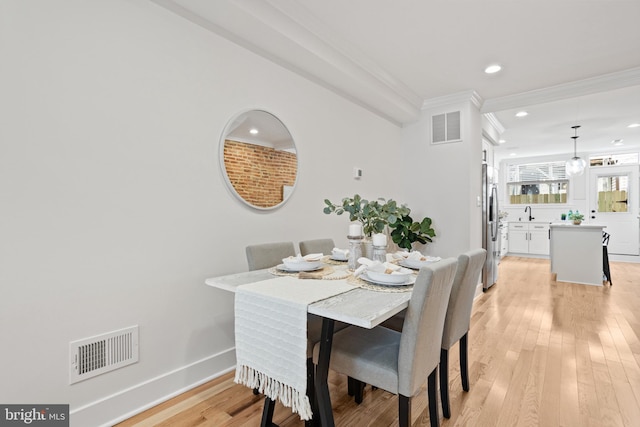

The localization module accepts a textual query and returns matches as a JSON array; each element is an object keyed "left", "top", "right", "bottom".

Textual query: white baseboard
[
  {"left": 504, "top": 252, "right": 550, "bottom": 259},
  {"left": 71, "top": 347, "right": 236, "bottom": 427},
  {"left": 609, "top": 253, "right": 640, "bottom": 263}
]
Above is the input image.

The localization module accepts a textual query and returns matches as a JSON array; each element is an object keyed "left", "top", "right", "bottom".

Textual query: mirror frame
[{"left": 219, "top": 109, "right": 298, "bottom": 211}]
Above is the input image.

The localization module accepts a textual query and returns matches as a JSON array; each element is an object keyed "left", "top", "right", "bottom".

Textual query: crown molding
[
  {"left": 484, "top": 113, "right": 505, "bottom": 135},
  {"left": 152, "top": 0, "right": 422, "bottom": 125},
  {"left": 470, "top": 91, "right": 484, "bottom": 110},
  {"left": 481, "top": 67, "right": 640, "bottom": 113},
  {"left": 421, "top": 90, "right": 484, "bottom": 111},
  {"left": 151, "top": 1, "right": 640, "bottom": 127},
  {"left": 265, "top": 0, "right": 423, "bottom": 106}
]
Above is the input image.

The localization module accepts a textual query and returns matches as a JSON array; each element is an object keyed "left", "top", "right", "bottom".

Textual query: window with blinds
[{"left": 507, "top": 161, "right": 569, "bottom": 205}]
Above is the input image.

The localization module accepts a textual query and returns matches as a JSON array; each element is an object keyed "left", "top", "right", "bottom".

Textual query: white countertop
[
  {"left": 508, "top": 221, "right": 551, "bottom": 225},
  {"left": 550, "top": 222, "right": 606, "bottom": 229}
]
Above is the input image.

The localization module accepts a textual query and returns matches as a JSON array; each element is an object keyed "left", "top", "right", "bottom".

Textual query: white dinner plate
[
  {"left": 399, "top": 260, "right": 432, "bottom": 270},
  {"left": 276, "top": 263, "right": 324, "bottom": 272},
  {"left": 400, "top": 257, "right": 442, "bottom": 269},
  {"left": 330, "top": 256, "right": 348, "bottom": 262},
  {"left": 361, "top": 272, "right": 416, "bottom": 287}
]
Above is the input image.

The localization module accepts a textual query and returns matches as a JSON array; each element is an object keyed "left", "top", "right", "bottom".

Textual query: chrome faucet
[{"left": 524, "top": 205, "right": 534, "bottom": 221}]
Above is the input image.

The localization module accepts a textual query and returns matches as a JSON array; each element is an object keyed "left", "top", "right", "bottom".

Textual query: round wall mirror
[{"left": 219, "top": 110, "right": 298, "bottom": 210}]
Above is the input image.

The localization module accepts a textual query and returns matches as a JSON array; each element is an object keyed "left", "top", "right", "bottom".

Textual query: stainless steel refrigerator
[{"left": 482, "top": 163, "right": 499, "bottom": 291}]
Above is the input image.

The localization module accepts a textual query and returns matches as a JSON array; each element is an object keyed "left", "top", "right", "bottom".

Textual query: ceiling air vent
[
  {"left": 432, "top": 111, "right": 461, "bottom": 144},
  {"left": 69, "top": 325, "right": 139, "bottom": 384}
]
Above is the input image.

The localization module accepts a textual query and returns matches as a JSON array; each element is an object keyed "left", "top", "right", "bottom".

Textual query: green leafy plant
[
  {"left": 389, "top": 214, "right": 436, "bottom": 251},
  {"left": 568, "top": 212, "right": 584, "bottom": 221},
  {"left": 323, "top": 194, "right": 410, "bottom": 236},
  {"left": 323, "top": 195, "right": 436, "bottom": 250},
  {"left": 568, "top": 211, "right": 584, "bottom": 224}
]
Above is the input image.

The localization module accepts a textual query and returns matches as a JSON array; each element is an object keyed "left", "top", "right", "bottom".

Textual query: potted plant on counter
[
  {"left": 389, "top": 214, "right": 436, "bottom": 251},
  {"left": 568, "top": 211, "right": 584, "bottom": 225}
]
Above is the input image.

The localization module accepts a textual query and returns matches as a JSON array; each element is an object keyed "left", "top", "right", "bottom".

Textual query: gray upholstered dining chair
[
  {"left": 299, "top": 238, "right": 335, "bottom": 256},
  {"left": 245, "top": 241, "right": 297, "bottom": 271},
  {"left": 439, "top": 248, "right": 486, "bottom": 418},
  {"left": 313, "top": 258, "right": 458, "bottom": 427}
]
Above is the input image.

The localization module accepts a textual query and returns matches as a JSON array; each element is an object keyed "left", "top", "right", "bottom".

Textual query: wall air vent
[
  {"left": 69, "top": 325, "right": 139, "bottom": 384},
  {"left": 432, "top": 111, "right": 461, "bottom": 144}
]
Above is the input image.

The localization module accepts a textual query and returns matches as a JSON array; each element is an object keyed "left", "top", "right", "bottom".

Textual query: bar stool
[{"left": 602, "top": 232, "right": 612, "bottom": 286}]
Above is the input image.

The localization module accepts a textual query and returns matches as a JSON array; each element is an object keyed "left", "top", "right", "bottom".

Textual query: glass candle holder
[
  {"left": 347, "top": 235, "right": 363, "bottom": 271},
  {"left": 372, "top": 245, "right": 386, "bottom": 263}
]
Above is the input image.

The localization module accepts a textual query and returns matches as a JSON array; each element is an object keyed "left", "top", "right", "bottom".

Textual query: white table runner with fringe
[{"left": 234, "top": 276, "right": 355, "bottom": 420}]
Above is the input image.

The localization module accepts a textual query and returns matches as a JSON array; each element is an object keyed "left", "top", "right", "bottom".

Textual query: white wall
[
  {"left": 401, "top": 99, "right": 484, "bottom": 258},
  {"left": 0, "top": 1, "right": 403, "bottom": 425}
]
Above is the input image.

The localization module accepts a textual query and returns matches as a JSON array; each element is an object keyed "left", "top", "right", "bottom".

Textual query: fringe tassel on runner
[{"left": 235, "top": 364, "right": 313, "bottom": 421}]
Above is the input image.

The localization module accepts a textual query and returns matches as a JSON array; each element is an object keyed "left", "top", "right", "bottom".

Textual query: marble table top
[{"left": 205, "top": 266, "right": 411, "bottom": 329}]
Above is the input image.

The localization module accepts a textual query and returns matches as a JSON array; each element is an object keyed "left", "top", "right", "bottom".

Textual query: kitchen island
[{"left": 550, "top": 222, "right": 606, "bottom": 286}]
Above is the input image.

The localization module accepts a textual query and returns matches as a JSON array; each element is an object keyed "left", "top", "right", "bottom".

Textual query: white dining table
[{"left": 205, "top": 264, "right": 413, "bottom": 426}]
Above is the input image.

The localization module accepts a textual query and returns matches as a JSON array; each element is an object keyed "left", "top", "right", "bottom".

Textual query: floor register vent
[{"left": 69, "top": 325, "right": 139, "bottom": 384}]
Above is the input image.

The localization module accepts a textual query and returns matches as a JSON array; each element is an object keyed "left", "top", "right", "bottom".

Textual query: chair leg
[
  {"left": 354, "top": 379, "right": 365, "bottom": 404},
  {"left": 347, "top": 376, "right": 355, "bottom": 396},
  {"left": 428, "top": 368, "right": 440, "bottom": 427},
  {"left": 439, "top": 348, "right": 451, "bottom": 418},
  {"left": 347, "top": 377, "right": 367, "bottom": 403},
  {"left": 260, "top": 397, "right": 276, "bottom": 427},
  {"left": 399, "top": 395, "right": 411, "bottom": 427},
  {"left": 460, "top": 332, "right": 469, "bottom": 392}
]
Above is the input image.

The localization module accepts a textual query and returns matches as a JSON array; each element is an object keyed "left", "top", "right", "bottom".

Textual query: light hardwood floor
[{"left": 116, "top": 257, "right": 640, "bottom": 426}]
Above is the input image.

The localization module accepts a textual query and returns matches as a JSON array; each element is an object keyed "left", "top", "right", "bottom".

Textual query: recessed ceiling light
[
  {"left": 509, "top": 152, "right": 517, "bottom": 156},
  {"left": 611, "top": 139, "right": 624, "bottom": 146},
  {"left": 498, "top": 139, "right": 506, "bottom": 144},
  {"left": 249, "top": 128, "right": 259, "bottom": 135},
  {"left": 629, "top": 123, "right": 640, "bottom": 128},
  {"left": 515, "top": 111, "right": 528, "bottom": 118},
  {"left": 484, "top": 64, "right": 502, "bottom": 74}
]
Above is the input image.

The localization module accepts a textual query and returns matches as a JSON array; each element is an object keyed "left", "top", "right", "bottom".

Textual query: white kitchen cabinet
[
  {"left": 500, "top": 227, "right": 508, "bottom": 258},
  {"left": 508, "top": 222, "right": 550, "bottom": 255},
  {"left": 508, "top": 223, "right": 529, "bottom": 253},
  {"left": 529, "top": 223, "right": 550, "bottom": 255}
]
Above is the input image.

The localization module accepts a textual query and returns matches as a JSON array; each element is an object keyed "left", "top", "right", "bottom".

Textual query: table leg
[
  {"left": 260, "top": 397, "right": 277, "bottom": 427},
  {"left": 306, "top": 357, "right": 320, "bottom": 427},
  {"left": 314, "top": 318, "right": 335, "bottom": 427}
]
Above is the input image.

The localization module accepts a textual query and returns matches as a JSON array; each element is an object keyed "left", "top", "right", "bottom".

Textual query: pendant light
[{"left": 565, "top": 125, "right": 586, "bottom": 176}]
